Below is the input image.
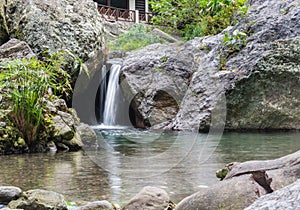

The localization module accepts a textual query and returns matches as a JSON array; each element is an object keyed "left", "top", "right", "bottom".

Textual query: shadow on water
[{"left": 0, "top": 131, "right": 300, "bottom": 203}]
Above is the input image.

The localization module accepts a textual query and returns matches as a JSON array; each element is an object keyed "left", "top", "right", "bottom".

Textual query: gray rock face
[
  {"left": 121, "top": 43, "right": 195, "bottom": 128},
  {"left": 169, "top": 35, "right": 226, "bottom": 131},
  {"left": 78, "top": 200, "right": 114, "bottom": 210},
  {"left": 5, "top": 0, "right": 104, "bottom": 59},
  {"left": 122, "top": 0, "right": 300, "bottom": 131},
  {"left": 182, "top": 0, "right": 300, "bottom": 131},
  {"left": 245, "top": 179, "right": 300, "bottom": 210},
  {"left": 225, "top": 37, "right": 300, "bottom": 129},
  {"left": 0, "top": 39, "right": 36, "bottom": 60},
  {"left": 8, "top": 189, "right": 67, "bottom": 210},
  {"left": 123, "top": 186, "right": 170, "bottom": 210},
  {"left": 0, "top": 186, "right": 22, "bottom": 204}
]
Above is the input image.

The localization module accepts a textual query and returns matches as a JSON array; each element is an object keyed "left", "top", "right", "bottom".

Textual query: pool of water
[{"left": 0, "top": 130, "right": 300, "bottom": 203}]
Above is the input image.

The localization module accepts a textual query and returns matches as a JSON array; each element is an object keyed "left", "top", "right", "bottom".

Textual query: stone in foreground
[
  {"left": 77, "top": 200, "right": 114, "bottom": 210},
  {"left": 175, "top": 174, "right": 266, "bottom": 210},
  {"left": 0, "top": 186, "right": 22, "bottom": 204},
  {"left": 123, "top": 186, "right": 170, "bottom": 210},
  {"left": 8, "top": 189, "right": 67, "bottom": 210}
]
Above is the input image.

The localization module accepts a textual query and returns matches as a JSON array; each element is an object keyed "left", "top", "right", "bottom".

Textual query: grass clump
[
  {"left": 0, "top": 54, "right": 72, "bottom": 148},
  {"left": 109, "top": 24, "right": 164, "bottom": 52}
]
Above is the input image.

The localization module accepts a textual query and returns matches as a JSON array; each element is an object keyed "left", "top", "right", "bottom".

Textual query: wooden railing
[
  {"left": 139, "top": 12, "right": 153, "bottom": 22},
  {"left": 97, "top": 4, "right": 152, "bottom": 23},
  {"left": 98, "top": 4, "right": 136, "bottom": 22}
]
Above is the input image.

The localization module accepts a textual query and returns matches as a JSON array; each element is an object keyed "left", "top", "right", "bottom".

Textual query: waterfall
[
  {"left": 102, "top": 64, "right": 121, "bottom": 125},
  {"left": 99, "top": 65, "right": 107, "bottom": 122}
]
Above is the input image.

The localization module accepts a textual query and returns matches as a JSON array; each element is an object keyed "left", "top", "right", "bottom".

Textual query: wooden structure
[{"left": 96, "top": 0, "right": 152, "bottom": 23}]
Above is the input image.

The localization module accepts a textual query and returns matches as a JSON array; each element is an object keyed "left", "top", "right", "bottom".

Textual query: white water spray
[{"left": 103, "top": 64, "right": 121, "bottom": 125}]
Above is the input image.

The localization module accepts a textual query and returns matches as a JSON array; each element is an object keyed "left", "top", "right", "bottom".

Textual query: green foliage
[
  {"left": 222, "top": 29, "right": 247, "bottom": 50},
  {"left": 161, "top": 56, "right": 168, "bottom": 62},
  {"left": 66, "top": 201, "right": 77, "bottom": 207},
  {"left": 42, "top": 51, "right": 89, "bottom": 95},
  {"left": 0, "top": 54, "right": 72, "bottom": 147},
  {"left": 109, "top": 24, "right": 164, "bottom": 52},
  {"left": 150, "top": 0, "right": 248, "bottom": 40},
  {"left": 219, "top": 29, "right": 248, "bottom": 69}
]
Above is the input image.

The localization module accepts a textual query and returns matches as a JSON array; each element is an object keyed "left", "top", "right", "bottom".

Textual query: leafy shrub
[
  {"left": 223, "top": 29, "right": 247, "bottom": 50},
  {"left": 109, "top": 24, "right": 164, "bottom": 52},
  {"left": 150, "top": 0, "right": 248, "bottom": 40},
  {"left": 219, "top": 29, "right": 248, "bottom": 69},
  {"left": 0, "top": 54, "right": 72, "bottom": 147}
]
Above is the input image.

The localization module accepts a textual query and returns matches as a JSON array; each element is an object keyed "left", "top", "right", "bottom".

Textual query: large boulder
[
  {"left": 225, "top": 37, "right": 300, "bottom": 130},
  {"left": 123, "top": 186, "right": 171, "bottom": 210},
  {"left": 4, "top": 0, "right": 104, "bottom": 60},
  {"left": 175, "top": 174, "right": 267, "bottom": 210},
  {"left": 177, "top": 0, "right": 300, "bottom": 131},
  {"left": 121, "top": 0, "right": 300, "bottom": 131},
  {"left": 175, "top": 150, "right": 300, "bottom": 210},
  {"left": 0, "top": 186, "right": 22, "bottom": 204},
  {"left": 8, "top": 189, "right": 67, "bottom": 210},
  {"left": 121, "top": 43, "right": 195, "bottom": 129},
  {"left": 245, "top": 179, "right": 300, "bottom": 210}
]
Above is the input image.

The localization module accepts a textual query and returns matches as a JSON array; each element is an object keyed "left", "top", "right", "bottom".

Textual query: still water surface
[{"left": 0, "top": 130, "right": 300, "bottom": 203}]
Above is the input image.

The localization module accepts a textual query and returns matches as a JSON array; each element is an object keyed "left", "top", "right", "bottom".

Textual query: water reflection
[
  {"left": 0, "top": 131, "right": 300, "bottom": 203},
  {"left": 0, "top": 152, "right": 111, "bottom": 202}
]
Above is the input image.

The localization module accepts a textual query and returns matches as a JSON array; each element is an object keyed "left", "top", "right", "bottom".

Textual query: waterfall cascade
[
  {"left": 102, "top": 64, "right": 121, "bottom": 126},
  {"left": 99, "top": 65, "right": 107, "bottom": 122}
]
